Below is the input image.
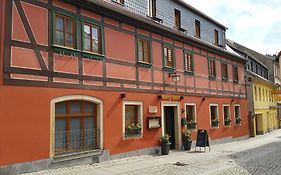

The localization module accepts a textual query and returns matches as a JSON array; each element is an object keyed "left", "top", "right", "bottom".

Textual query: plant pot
[
  {"left": 161, "top": 142, "right": 171, "bottom": 155},
  {"left": 182, "top": 136, "right": 192, "bottom": 150}
]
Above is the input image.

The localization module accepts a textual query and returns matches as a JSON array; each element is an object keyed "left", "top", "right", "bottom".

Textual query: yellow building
[
  {"left": 252, "top": 78, "right": 278, "bottom": 135},
  {"left": 227, "top": 40, "right": 279, "bottom": 137}
]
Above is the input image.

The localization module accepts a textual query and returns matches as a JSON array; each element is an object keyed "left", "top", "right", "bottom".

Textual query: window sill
[
  {"left": 124, "top": 134, "right": 143, "bottom": 140},
  {"left": 185, "top": 71, "right": 194, "bottom": 76},
  {"left": 111, "top": 0, "right": 125, "bottom": 6},
  {"left": 52, "top": 45, "right": 79, "bottom": 56},
  {"left": 137, "top": 61, "right": 152, "bottom": 69},
  {"left": 147, "top": 15, "right": 163, "bottom": 23},
  {"left": 209, "top": 76, "right": 216, "bottom": 80},
  {"left": 222, "top": 78, "right": 228, "bottom": 82},
  {"left": 81, "top": 51, "right": 105, "bottom": 61},
  {"left": 211, "top": 126, "right": 219, "bottom": 129},
  {"left": 163, "top": 66, "right": 175, "bottom": 73}
]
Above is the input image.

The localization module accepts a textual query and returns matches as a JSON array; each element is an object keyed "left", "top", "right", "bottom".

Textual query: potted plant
[
  {"left": 181, "top": 117, "right": 187, "bottom": 126},
  {"left": 211, "top": 118, "right": 219, "bottom": 127},
  {"left": 236, "top": 117, "right": 242, "bottom": 124},
  {"left": 182, "top": 128, "right": 192, "bottom": 150},
  {"left": 187, "top": 120, "right": 197, "bottom": 130},
  {"left": 160, "top": 134, "right": 171, "bottom": 155},
  {"left": 224, "top": 118, "right": 231, "bottom": 126},
  {"left": 126, "top": 123, "right": 141, "bottom": 136}
]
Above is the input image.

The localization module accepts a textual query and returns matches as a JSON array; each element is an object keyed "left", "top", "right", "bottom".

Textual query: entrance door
[{"left": 164, "top": 106, "right": 175, "bottom": 149}]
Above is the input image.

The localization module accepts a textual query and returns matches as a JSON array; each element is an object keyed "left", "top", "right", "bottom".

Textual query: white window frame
[
  {"left": 209, "top": 104, "right": 219, "bottom": 128},
  {"left": 222, "top": 104, "right": 231, "bottom": 127},
  {"left": 234, "top": 104, "right": 241, "bottom": 125},
  {"left": 122, "top": 101, "right": 143, "bottom": 139}
]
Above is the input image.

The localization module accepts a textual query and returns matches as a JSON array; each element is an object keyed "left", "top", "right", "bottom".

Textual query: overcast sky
[{"left": 183, "top": 0, "right": 281, "bottom": 55}]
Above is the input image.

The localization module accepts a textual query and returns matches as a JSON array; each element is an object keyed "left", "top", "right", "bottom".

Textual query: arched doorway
[{"left": 50, "top": 95, "right": 103, "bottom": 157}]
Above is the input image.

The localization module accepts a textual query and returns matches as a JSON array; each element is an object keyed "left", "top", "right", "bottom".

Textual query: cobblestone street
[{"left": 24, "top": 130, "right": 281, "bottom": 175}]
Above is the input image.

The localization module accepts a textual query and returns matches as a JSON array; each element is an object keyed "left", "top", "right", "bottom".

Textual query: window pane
[
  {"left": 186, "top": 105, "right": 194, "bottom": 121},
  {"left": 92, "top": 39, "right": 99, "bottom": 53},
  {"left": 92, "top": 27, "right": 99, "bottom": 41},
  {"left": 125, "top": 105, "right": 138, "bottom": 127},
  {"left": 65, "top": 33, "right": 74, "bottom": 47},
  {"left": 70, "top": 118, "right": 80, "bottom": 149},
  {"left": 70, "top": 101, "right": 81, "bottom": 113},
  {"left": 84, "top": 37, "right": 91, "bottom": 51},
  {"left": 84, "top": 25, "right": 91, "bottom": 37},
  {"left": 65, "top": 18, "right": 74, "bottom": 33},
  {"left": 55, "top": 31, "right": 64, "bottom": 45},
  {"left": 211, "top": 106, "right": 217, "bottom": 120},
  {"left": 56, "top": 102, "right": 67, "bottom": 114},
  {"left": 84, "top": 118, "right": 94, "bottom": 146},
  {"left": 55, "top": 119, "right": 66, "bottom": 150},
  {"left": 84, "top": 102, "right": 94, "bottom": 113},
  {"left": 138, "top": 40, "right": 143, "bottom": 61},
  {"left": 224, "top": 106, "right": 229, "bottom": 118},
  {"left": 143, "top": 41, "right": 150, "bottom": 63},
  {"left": 56, "top": 15, "right": 63, "bottom": 31}
]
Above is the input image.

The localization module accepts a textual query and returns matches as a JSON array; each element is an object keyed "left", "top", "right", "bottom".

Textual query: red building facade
[{"left": 0, "top": 0, "right": 249, "bottom": 174}]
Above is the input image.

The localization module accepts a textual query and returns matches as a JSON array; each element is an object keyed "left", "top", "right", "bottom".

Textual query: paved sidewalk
[{"left": 24, "top": 130, "right": 281, "bottom": 175}]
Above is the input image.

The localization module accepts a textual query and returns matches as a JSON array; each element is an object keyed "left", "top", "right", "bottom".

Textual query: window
[
  {"left": 112, "top": 0, "right": 124, "bottom": 4},
  {"left": 208, "top": 58, "right": 216, "bottom": 79},
  {"left": 210, "top": 105, "right": 219, "bottom": 127},
  {"left": 254, "top": 86, "right": 257, "bottom": 100},
  {"left": 195, "top": 20, "right": 201, "bottom": 38},
  {"left": 55, "top": 101, "right": 97, "bottom": 155},
  {"left": 221, "top": 62, "right": 228, "bottom": 81},
  {"left": 83, "top": 23, "right": 101, "bottom": 54},
  {"left": 123, "top": 102, "right": 143, "bottom": 138},
  {"left": 233, "top": 65, "right": 238, "bottom": 83},
  {"left": 137, "top": 38, "right": 151, "bottom": 63},
  {"left": 54, "top": 14, "right": 76, "bottom": 48},
  {"left": 163, "top": 46, "right": 174, "bottom": 68},
  {"left": 214, "top": 29, "right": 219, "bottom": 45},
  {"left": 185, "top": 104, "right": 197, "bottom": 129},
  {"left": 234, "top": 105, "right": 241, "bottom": 124},
  {"left": 259, "top": 87, "right": 261, "bottom": 101},
  {"left": 223, "top": 105, "right": 231, "bottom": 126},
  {"left": 174, "top": 9, "right": 181, "bottom": 29},
  {"left": 148, "top": 0, "right": 156, "bottom": 17},
  {"left": 184, "top": 52, "right": 193, "bottom": 73}
]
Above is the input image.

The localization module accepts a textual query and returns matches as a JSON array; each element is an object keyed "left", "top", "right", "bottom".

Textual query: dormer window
[
  {"left": 214, "top": 29, "right": 219, "bottom": 45},
  {"left": 148, "top": 0, "right": 156, "bottom": 17},
  {"left": 195, "top": 20, "right": 201, "bottom": 38},
  {"left": 174, "top": 9, "right": 181, "bottom": 29}
]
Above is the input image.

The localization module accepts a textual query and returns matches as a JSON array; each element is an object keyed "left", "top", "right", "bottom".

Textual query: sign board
[
  {"left": 147, "top": 117, "right": 161, "bottom": 129},
  {"left": 195, "top": 129, "right": 210, "bottom": 152},
  {"left": 160, "top": 95, "right": 181, "bottom": 101},
  {"left": 149, "top": 106, "right": 157, "bottom": 113}
]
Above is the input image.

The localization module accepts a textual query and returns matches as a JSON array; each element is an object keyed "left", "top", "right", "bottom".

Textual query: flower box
[
  {"left": 187, "top": 121, "right": 197, "bottom": 130},
  {"left": 125, "top": 128, "right": 141, "bottom": 136},
  {"left": 211, "top": 119, "right": 219, "bottom": 127},
  {"left": 224, "top": 118, "right": 231, "bottom": 126}
]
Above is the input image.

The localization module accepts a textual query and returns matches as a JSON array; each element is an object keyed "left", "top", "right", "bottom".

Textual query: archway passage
[{"left": 55, "top": 100, "right": 98, "bottom": 155}]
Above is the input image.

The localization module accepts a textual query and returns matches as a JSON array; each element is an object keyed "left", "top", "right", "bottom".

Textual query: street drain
[{"left": 173, "top": 162, "right": 189, "bottom": 166}]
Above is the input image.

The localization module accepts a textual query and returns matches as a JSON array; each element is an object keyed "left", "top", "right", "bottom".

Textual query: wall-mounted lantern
[{"left": 169, "top": 72, "right": 180, "bottom": 82}]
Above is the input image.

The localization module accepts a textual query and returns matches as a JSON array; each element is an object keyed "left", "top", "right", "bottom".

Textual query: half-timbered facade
[{"left": 0, "top": 0, "right": 249, "bottom": 174}]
